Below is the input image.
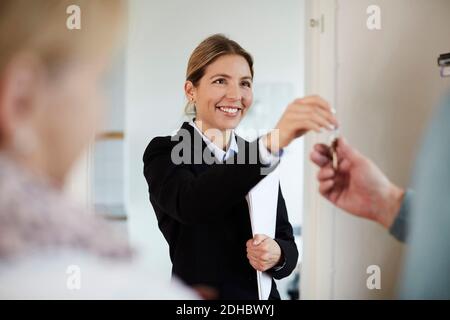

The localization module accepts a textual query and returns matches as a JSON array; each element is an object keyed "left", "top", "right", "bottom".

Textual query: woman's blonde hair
[
  {"left": 185, "top": 34, "right": 254, "bottom": 116},
  {"left": 0, "top": 0, "right": 124, "bottom": 75}
]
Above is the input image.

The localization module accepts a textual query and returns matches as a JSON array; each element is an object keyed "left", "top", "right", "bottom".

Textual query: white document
[{"left": 246, "top": 167, "right": 280, "bottom": 300}]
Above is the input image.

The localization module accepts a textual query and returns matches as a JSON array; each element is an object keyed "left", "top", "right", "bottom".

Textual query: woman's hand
[
  {"left": 246, "top": 234, "right": 282, "bottom": 272},
  {"left": 263, "top": 95, "right": 338, "bottom": 154}
]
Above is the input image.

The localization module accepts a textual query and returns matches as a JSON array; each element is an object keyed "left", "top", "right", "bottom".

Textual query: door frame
[{"left": 301, "top": 0, "right": 338, "bottom": 299}]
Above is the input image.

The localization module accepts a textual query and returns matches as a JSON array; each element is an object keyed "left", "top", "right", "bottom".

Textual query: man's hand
[
  {"left": 246, "top": 234, "right": 282, "bottom": 272},
  {"left": 310, "top": 137, "right": 405, "bottom": 229}
]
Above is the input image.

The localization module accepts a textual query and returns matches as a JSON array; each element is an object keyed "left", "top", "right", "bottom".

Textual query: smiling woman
[
  {"left": 143, "top": 34, "right": 338, "bottom": 299},
  {"left": 184, "top": 35, "right": 254, "bottom": 142}
]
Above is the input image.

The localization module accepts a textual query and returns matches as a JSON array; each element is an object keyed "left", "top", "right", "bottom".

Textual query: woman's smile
[{"left": 215, "top": 105, "right": 243, "bottom": 117}]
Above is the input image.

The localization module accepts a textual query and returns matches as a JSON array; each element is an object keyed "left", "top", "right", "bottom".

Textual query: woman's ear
[
  {"left": 0, "top": 54, "right": 43, "bottom": 146},
  {"left": 184, "top": 80, "right": 196, "bottom": 102}
]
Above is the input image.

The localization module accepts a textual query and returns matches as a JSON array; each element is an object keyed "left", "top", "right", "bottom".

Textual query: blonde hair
[
  {"left": 0, "top": 0, "right": 124, "bottom": 75},
  {"left": 185, "top": 34, "right": 254, "bottom": 116}
]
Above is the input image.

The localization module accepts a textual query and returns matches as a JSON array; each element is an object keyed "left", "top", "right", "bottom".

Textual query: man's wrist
[{"left": 378, "top": 184, "right": 405, "bottom": 229}]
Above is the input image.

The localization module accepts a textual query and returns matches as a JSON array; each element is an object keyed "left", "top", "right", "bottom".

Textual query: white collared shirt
[
  {"left": 189, "top": 121, "right": 238, "bottom": 163},
  {"left": 189, "top": 121, "right": 281, "bottom": 166}
]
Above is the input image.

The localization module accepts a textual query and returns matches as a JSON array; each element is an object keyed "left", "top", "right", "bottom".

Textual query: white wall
[
  {"left": 124, "top": 0, "right": 305, "bottom": 297},
  {"left": 302, "top": 0, "right": 450, "bottom": 299}
]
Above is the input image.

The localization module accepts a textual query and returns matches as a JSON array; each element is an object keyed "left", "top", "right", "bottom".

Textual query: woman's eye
[
  {"left": 241, "top": 81, "right": 252, "bottom": 88},
  {"left": 213, "top": 78, "right": 226, "bottom": 84}
]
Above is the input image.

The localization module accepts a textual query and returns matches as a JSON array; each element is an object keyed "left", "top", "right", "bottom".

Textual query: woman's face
[
  {"left": 187, "top": 54, "right": 253, "bottom": 131},
  {"left": 0, "top": 53, "right": 110, "bottom": 184},
  {"left": 38, "top": 56, "right": 109, "bottom": 182}
]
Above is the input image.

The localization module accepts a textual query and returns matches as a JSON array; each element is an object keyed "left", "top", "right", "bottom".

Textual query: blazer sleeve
[
  {"left": 270, "top": 185, "right": 299, "bottom": 280},
  {"left": 143, "top": 136, "right": 277, "bottom": 226}
]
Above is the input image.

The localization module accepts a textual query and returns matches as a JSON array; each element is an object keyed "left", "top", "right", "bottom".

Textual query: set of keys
[{"left": 329, "top": 129, "right": 339, "bottom": 170}]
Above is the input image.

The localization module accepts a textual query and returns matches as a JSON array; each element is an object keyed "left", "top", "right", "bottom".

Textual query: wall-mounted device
[{"left": 438, "top": 53, "right": 450, "bottom": 78}]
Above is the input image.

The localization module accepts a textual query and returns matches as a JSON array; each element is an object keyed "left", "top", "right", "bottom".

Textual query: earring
[{"left": 189, "top": 99, "right": 197, "bottom": 115}]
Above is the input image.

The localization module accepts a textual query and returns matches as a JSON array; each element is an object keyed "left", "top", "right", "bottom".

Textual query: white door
[{"left": 302, "top": 0, "right": 450, "bottom": 299}]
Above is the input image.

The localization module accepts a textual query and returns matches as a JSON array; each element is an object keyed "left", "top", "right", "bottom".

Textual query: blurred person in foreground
[
  {"left": 310, "top": 93, "right": 450, "bottom": 299},
  {"left": 0, "top": 0, "right": 194, "bottom": 299}
]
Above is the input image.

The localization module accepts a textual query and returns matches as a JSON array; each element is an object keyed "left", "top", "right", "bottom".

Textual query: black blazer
[{"left": 143, "top": 122, "right": 298, "bottom": 299}]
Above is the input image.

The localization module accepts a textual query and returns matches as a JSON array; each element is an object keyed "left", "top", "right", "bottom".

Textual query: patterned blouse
[{"left": 0, "top": 153, "right": 132, "bottom": 260}]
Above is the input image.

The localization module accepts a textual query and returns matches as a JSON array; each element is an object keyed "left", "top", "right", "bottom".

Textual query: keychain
[
  {"left": 331, "top": 136, "right": 338, "bottom": 170},
  {"left": 329, "top": 124, "right": 339, "bottom": 170}
]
